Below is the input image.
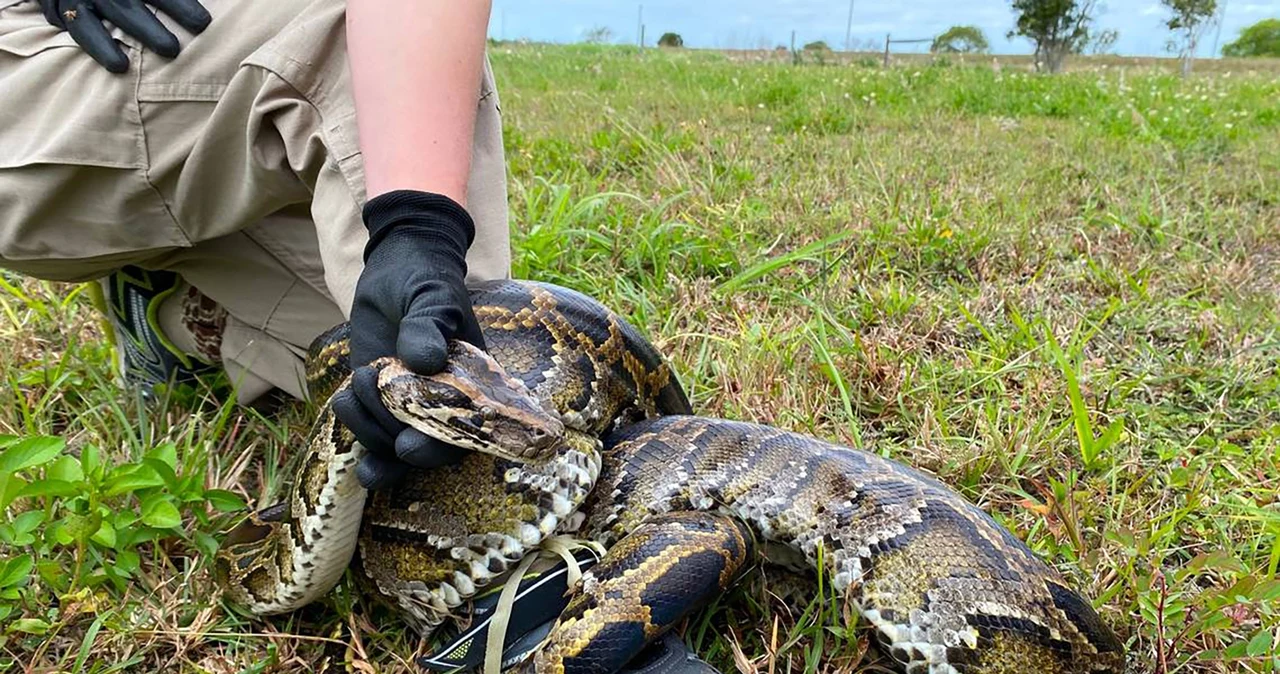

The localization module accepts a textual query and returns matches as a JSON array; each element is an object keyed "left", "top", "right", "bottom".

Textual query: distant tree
[
  {"left": 1162, "top": 0, "right": 1217, "bottom": 76},
  {"left": 1222, "top": 18, "right": 1280, "bottom": 57},
  {"left": 1008, "top": 0, "right": 1099, "bottom": 73},
  {"left": 657, "top": 32, "right": 684, "bottom": 48},
  {"left": 931, "top": 25, "right": 991, "bottom": 53},
  {"left": 802, "top": 40, "right": 833, "bottom": 65},
  {"left": 1088, "top": 28, "right": 1119, "bottom": 54},
  {"left": 582, "top": 25, "right": 614, "bottom": 44}
]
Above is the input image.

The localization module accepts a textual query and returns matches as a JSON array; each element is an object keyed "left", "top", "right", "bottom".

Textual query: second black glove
[{"left": 41, "top": 0, "right": 212, "bottom": 73}]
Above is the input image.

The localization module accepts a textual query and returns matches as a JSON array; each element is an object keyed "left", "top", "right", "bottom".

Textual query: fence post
[{"left": 883, "top": 33, "right": 890, "bottom": 67}]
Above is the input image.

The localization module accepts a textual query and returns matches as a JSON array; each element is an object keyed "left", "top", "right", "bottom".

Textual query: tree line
[
  {"left": 597, "top": 1, "right": 1280, "bottom": 73},
  {"left": 932, "top": 1, "right": 1279, "bottom": 74}
]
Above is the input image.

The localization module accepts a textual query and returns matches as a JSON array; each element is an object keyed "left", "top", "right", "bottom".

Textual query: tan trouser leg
[
  {"left": 146, "top": 207, "right": 344, "bottom": 403},
  {"left": 0, "top": 0, "right": 512, "bottom": 404}
]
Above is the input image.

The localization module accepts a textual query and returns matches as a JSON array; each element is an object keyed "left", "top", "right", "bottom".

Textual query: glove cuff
[{"left": 362, "top": 190, "right": 476, "bottom": 264}]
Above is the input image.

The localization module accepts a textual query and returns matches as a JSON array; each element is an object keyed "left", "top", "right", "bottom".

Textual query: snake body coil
[{"left": 217, "top": 279, "right": 1124, "bottom": 673}]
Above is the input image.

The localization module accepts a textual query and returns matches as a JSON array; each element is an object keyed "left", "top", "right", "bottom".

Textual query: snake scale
[{"left": 216, "top": 279, "right": 1125, "bottom": 673}]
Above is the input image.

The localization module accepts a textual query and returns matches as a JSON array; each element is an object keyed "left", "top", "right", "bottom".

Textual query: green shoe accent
[{"left": 96, "top": 266, "right": 211, "bottom": 391}]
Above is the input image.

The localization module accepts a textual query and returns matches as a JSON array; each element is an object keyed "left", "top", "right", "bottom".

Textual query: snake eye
[{"left": 480, "top": 406, "right": 496, "bottom": 421}]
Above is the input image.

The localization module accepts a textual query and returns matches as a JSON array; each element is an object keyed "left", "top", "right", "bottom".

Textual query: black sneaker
[
  {"left": 91, "top": 266, "right": 211, "bottom": 392},
  {"left": 419, "top": 548, "right": 719, "bottom": 674},
  {"left": 615, "top": 632, "right": 719, "bottom": 674}
]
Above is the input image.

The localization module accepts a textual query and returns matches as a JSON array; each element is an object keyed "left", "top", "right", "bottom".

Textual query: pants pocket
[{"left": 0, "top": 2, "right": 189, "bottom": 267}]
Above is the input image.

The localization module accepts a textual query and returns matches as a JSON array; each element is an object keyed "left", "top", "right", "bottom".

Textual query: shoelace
[{"left": 484, "top": 536, "right": 608, "bottom": 674}]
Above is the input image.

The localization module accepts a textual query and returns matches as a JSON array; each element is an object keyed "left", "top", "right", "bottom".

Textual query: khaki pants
[{"left": 0, "top": 0, "right": 512, "bottom": 402}]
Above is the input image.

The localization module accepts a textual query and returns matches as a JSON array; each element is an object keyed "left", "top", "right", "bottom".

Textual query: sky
[{"left": 488, "top": 0, "right": 1280, "bottom": 58}]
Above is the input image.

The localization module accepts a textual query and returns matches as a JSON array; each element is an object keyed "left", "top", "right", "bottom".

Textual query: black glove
[
  {"left": 41, "top": 0, "right": 211, "bottom": 73},
  {"left": 331, "top": 190, "right": 486, "bottom": 491}
]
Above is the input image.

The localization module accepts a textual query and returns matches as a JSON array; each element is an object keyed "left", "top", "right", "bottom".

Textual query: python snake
[{"left": 216, "top": 279, "right": 1125, "bottom": 673}]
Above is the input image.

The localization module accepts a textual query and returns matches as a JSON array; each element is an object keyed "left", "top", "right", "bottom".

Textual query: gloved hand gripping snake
[{"left": 215, "top": 280, "right": 1125, "bottom": 673}]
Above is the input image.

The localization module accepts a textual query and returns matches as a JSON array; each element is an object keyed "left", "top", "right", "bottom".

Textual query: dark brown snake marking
[{"left": 216, "top": 279, "right": 1125, "bottom": 674}]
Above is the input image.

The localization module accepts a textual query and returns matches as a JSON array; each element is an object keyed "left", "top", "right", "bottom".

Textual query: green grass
[{"left": 3, "top": 45, "right": 1280, "bottom": 673}]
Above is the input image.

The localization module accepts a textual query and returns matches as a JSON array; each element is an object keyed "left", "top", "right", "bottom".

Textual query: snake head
[{"left": 375, "top": 341, "right": 565, "bottom": 462}]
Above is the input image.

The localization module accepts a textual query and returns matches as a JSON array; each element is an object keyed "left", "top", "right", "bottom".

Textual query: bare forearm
[{"left": 346, "top": 0, "right": 493, "bottom": 206}]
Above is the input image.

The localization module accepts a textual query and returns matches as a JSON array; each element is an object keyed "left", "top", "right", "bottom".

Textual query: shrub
[
  {"left": 1223, "top": 18, "right": 1280, "bottom": 57},
  {"left": 931, "top": 25, "right": 990, "bottom": 53}
]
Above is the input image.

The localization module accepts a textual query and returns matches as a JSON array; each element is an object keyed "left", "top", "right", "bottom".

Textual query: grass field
[{"left": 2, "top": 44, "right": 1279, "bottom": 673}]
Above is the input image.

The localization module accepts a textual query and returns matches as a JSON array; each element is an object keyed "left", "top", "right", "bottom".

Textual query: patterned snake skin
[{"left": 216, "top": 279, "right": 1125, "bottom": 673}]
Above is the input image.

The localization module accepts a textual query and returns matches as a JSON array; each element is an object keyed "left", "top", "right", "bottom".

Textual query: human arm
[
  {"left": 332, "top": 1, "right": 496, "bottom": 489},
  {"left": 346, "top": 0, "right": 493, "bottom": 203}
]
